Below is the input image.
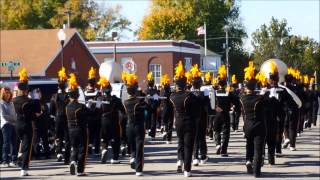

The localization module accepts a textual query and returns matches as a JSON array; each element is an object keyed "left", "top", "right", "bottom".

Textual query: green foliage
[
  {"left": 0, "top": 0, "right": 131, "bottom": 40},
  {"left": 252, "top": 17, "right": 320, "bottom": 74},
  {"left": 138, "top": 0, "right": 246, "bottom": 53}
]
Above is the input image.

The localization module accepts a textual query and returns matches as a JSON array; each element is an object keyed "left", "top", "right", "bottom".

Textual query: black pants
[
  {"left": 101, "top": 120, "right": 120, "bottom": 160},
  {"left": 193, "top": 118, "right": 207, "bottom": 160},
  {"left": 88, "top": 114, "right": 100, "bottom": 154},
  {"left": 214, "top": 112, "right": 230, "bottom": 154},
  {"left": 0, "top": 130, "right": 2, "bottom": 163},
  {"left": 16, "top": 125, "right": 33, "bottom": 170},
  {"left": 312, "top": 103, "right": 318, "bottom": 126},
  {"left": 297, "top": 110, "right": 304, "bottom": 133},
  {"left": 176, "top": 123, "right": 195, "bottom": 172},
  {"left": 276, "top": 118, "right": 284, "bottom": 154},
  {"left": 69, "top": 128, "right": 88, "bottom": 174},
  {"left": 265, "top": 129, "right": 276, "bottom": 158},
  {"left": 230, "top": 111, "right": 240, "bottom": 131},
  {"left": 207, "top": 114, "right": 215, "bottom": 139},
  {"left": 55, "top": 115, "right": 70, "bottom": 162},
  {"left": 284, "top": 110, "right": 299, "bottom": 148},
  {"left": 127, "top": 123, "right": 145, "bottom": 172},
  {"left": 146, "top": 109, "right": 157, "bottom": 138},
  {"left": 33, "top": 123, "right": 50, "bottom": 158},
  {"left": 161, "top": 106, "right": 174, "bottom": 141},
  {"left": 246, "top": 134, "right": 265, "bottom": 176}
]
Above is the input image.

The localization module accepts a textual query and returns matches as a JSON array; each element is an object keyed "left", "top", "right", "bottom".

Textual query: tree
[
  {"left": 251, "top": 17, "right": 320, "bottom": 74},
  {"left": 0, "top": 0, "right": 131, "bottom": 40},
  {"left": 138, "top": 0, "right": 246, "bottom": 54}
]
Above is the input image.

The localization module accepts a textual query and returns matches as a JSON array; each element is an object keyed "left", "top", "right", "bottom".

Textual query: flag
[{"left": 197, "top": 26, "right": 206, "bottom": 36}]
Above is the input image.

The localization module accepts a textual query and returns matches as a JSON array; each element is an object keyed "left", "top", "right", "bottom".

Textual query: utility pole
[{"left": 223, "top": 25, "right": 230, "bottom": 84}]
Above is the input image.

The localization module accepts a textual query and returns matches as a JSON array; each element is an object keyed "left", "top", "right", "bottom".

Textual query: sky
[{"left": 94, "top": 0, "right": 319, "bottom": 52}]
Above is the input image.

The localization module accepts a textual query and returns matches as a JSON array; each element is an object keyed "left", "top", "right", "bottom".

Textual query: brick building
[
  {"left": 87, "top": 40, "right": 201, "bottom": 88},
  {"left": 0, "top": 29, "right": 99, "bottom": 87}
]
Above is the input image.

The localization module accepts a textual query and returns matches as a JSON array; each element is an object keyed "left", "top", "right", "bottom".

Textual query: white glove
[
  {"left": 33, "top": 92, "right": 40, "bottom": 100},
  {"left": 96, "top": 99, "right": 102, "bottom": 108},
  {"left": 269, "top": 88, "right": 279, "bottom": 99},
  {"left": 86, "top": 99, "right": 93, "bottom": 108},
  {"left": 203, "top": 89, "right": 209, "bottom": 96},
  {"left": 153, "top": 94, "right": 159, "bottom": 100},
  {"left": 260, "top": 88, "right": 267, "bottom": 95}
]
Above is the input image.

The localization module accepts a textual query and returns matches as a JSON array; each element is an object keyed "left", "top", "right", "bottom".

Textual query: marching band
[{"left": 0, "top": 59, "right": 319, "bottom": 178}]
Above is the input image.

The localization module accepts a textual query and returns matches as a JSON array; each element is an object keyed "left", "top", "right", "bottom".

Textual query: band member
[
  {"left": 213, "top": 65, "right": 238, "bottom": 157},
  {"left": 144, "top": 72, "right": 160, "bottom": 139},
  {"left": 13, "top": 68, "right": 39, "bottom": 176},
  {"left": 122, "top": 72, "right": 148, "bottom": 176},
  {"left": 189, "top": 64, "right": 209, "bottom": 166},
  {"left": 66, "top": 73, "right": 88, "bottom": 176},
  {"left": 84, "top": 67, "right": 100, "bottom": 155},
  {"left": 206, "top": 73, "right": 216, "bottom": 140},
  {"left": 31, "top": 88, "right": 51, "bottom": 159},
  {"left": 282, "top": 70, "right": 301, "bottom": 151},
  {"left": 170, "top": 61, "right": 197, "bottom": 177},
  {"left": 259, "top": 63, "right": 285, "bottom": 165},
  {"left": 240, "top": 62, "right": 266, "bottom": 178},
  {"left": 230, "top": 75, "right": 241, "bottom": 132},
  {"left": 309, "top": 77, "right": 319, "bottom": 126},
  {"left": 98, "top": 77, "right": 125, "bottom": 164},
  {"left": 159, "top": 74, "right": 174, "bottom": 144},
  {"left": 50, "top": 67, "right": 70, "bottom": 164}
]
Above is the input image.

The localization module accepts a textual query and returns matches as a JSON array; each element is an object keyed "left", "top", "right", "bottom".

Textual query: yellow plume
[
  {"left": 244, "top": 61, "right": 255, "bottom": 81},
  {"left": 204, "top": 72, "right": 211, "bottom": 82},
  {"left": 97, "top": 77, "right": 110, "bottom": 88},
  {"left": 226, "top": 85, "right": 234, "bottom": 92},
  {"left": 231, "top": 74, "right": 237, "bottom": 84},
  {"left": 218, "top": 65, "right": 227, "bottom": 79},
  {"left": 310, "top": 77, "right": 315, "bottom": 85},
  {"left": 256, "top": 72, "right": 268, "bottom": 87},
  {"left": 147, "top": 72, "right": 153, "bottom": 81},
  {"left": 185, "top": 71, "right": 192, "bottom": 84},
  {"left": 58, "top": 67, "right": 68, "bottom": 81},
  {"left": 68, "top": 73, "right": 78, "bottom": 90},
  {"left": 160, "top": 74, "right": 170, "bottom": 86},
  {"left": 190, "top": 64, "right": 202, "bottom": 78},
  {"left": 122, "top": 72, "right": 138, "bottom": 86},
  {"left": 287, "top": 67, "right": 294, "bottom": 76},
  {"left": 270, "top": 61, "right": 278, "bottom": 74},
  {"left": 303, "top": 75, "right": 309, "bottom": 84},
  {"left": 174, "top": 61, "right": 185, "bottom": 79},
  {"left": 19, "top": 68, "right": 28, "bottom": 82},
  {"left": 88, "top": 67, "right": 96, "bottom": 80}
]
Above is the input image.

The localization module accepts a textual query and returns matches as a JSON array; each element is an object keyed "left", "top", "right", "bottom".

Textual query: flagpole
[
  {"left": 204, "top": 22, "right": 207, "bottom": 71},
  {"left": 204, "top": 22, "right": 207, "bottom": 57}
]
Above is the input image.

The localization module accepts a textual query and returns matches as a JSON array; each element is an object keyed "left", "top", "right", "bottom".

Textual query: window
[
  {"left": 149, "top": 64, "right": 161, "bottom": 85},
  {"left": 184, "top": 57, "right": 192, "bottom": 71},
  {"left": 71, "top": 58, "right": 76, "bottom": 70}
]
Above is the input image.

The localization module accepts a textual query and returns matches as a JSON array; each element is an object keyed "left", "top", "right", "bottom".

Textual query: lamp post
[
  {"left": 112, "top": 32, "right": 118, "bottom": 62},
  {"left": 223, "top": 25, "right": 230, "bottom": 84},
  {"left": 57, "top": 29, "right": 66, "bottom": 67}
]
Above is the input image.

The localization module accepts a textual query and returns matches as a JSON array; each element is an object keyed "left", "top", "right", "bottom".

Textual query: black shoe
[
  {"left": 254, "top": 172, "right": 261, "bottom": 178},
  {"left": 130, "top": 162, "right": 135, "bottom": 170},
  {"left": 246, "top": 162, "right": 253, "bottom": 174},
  {"left": 268, "top": 156, "right": 275, "bottom": 165},
  {"left": 70, "top": 162, "right": 76, "bottom": 175},
  {"left": 216, "top": 145, "right": 221, "bottom": 155},
  {"left": 64, "top": 160, "right": 70, "bottom": 165},
  {"left": 177, "top": 166, "right": 182, "bottom": 173},
  {"left": 101, "top": 149, "right": 108, "bottom": 164},
  {"left": 221, "top": 153, "right": 228, "bottom": 157}
]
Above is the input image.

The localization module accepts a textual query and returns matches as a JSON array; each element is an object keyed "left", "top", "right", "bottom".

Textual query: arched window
[{"left": 149, "top": 64, "right": 161, "bottom": 85}]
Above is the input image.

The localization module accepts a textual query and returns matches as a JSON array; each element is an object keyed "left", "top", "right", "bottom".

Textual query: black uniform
[
  {"left": 84, "top": 88, "right": 101, "bottom": 154},
  {"left": 230, "top": 87, "right": 241, "bottom": 131},
  {"left": 123, "top": 96, "right": 148, "bottom": 173},
  {"left": 50, "top": 91, "right": 70, "bottom": 163},
  {"left": 13, "top": 95, "right": 38, "bottom": 170},
  {"left": 160, "top": 86, "right": 174, "bottom": 142},
  {"left": 32, "top": 99, "right": 51, "bottom": 159},
  {"left": 192, "top": 90, "right": 209, "bottom": 161},
  {"left": 263, "top": 88, "right": 285, "bottom": 164},
  {"left": 283, "top": 84, "right": 300, "bottom": 148},
  {"left": 240, "top": 93, "right": 266, "bottom": 177},
  {"left": 66, "top": 100, "right": 88, "bottom": 174},
  {"left": 100, "top": 94, "right": 125, "bottom": 161},
  {"left": 170, "top": 91, "right": 197, "bottom": 172},
  {"left": 213, "top": 88, "right": 238, "bottom": 155},
  {"left": 144, "top": 86, "right": 160, "bottom": 138},
  {"left": 311, "top": 90, "right": 319, "bottom": 126}
]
